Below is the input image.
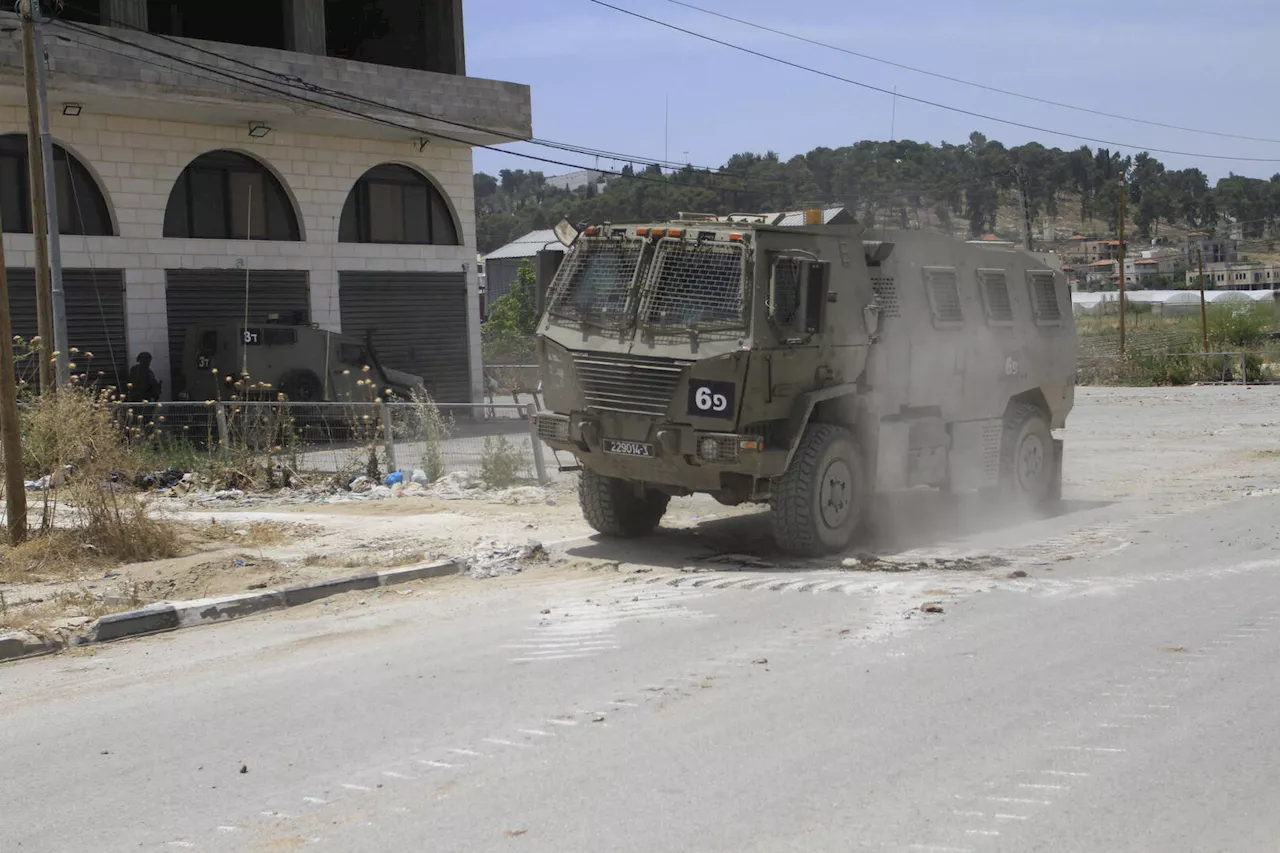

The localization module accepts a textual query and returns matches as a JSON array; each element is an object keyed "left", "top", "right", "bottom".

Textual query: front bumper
[{"left": 535, "top": 411, "right": 776, "bottom": 488}]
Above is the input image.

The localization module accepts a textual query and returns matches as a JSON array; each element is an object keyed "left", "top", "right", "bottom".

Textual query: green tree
[{"left": 482, "top": 260, "right": 539, "bottom": 364}]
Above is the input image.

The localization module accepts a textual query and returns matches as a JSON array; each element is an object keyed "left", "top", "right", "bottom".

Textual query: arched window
[
  {"left": 163, "top": 150, "right": 300, "bottom": 240},
  {"left": 339, "top": 164, "right": 459, "bottom": 245},
  {"left": 0, "top": 134, "right": 113, "bottom": 235}
]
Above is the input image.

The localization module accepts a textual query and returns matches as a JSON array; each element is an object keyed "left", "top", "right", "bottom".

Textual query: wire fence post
[
  {"left": 215, "top": 402, "right": 230, "bottom": 448},
  {"left": 526, "top": 403, "right": 548, "bottom": 485},
  {"left": 380, "top": 399, "right": 398, "bottom": 474},
  {"left": 1241, "top": 352, "right": 1248, "bottom": 388}
]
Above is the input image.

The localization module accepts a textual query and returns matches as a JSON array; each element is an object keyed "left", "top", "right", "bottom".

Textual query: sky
[{"left": 464, "top": 0, "right": 1280, "bottom": 186}]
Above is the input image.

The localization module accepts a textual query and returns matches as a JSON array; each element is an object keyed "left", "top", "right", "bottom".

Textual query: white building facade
[{"left": 0, "top": 1, "right": 531, "bottom": 402}]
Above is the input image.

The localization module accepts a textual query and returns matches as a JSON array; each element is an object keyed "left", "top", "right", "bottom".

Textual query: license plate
[{"left": 603, "top": 439, "right": 654, "bottom": 458}]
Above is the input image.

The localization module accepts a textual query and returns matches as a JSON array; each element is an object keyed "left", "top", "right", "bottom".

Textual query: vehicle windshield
[
  {"left": 545, "top": 237, "right": 647, "bottom": 330},
  {"left": 637, "top": 239, "right": 748, "bottom": 330}
]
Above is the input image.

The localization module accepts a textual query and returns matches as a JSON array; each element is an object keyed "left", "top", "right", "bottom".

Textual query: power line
[
  {"left": 586, "top": 0, "right": 1280, "bottom": 165},
  {"left": 661, "top": 0, "right": 1280, "bottom": 148},
  {"left": 47, "top": 25, "right": 723, "bottom": 192},
  {"left": 48, "top": 18, "right": 1023, "bottom": 206},
  {"left": 49, "top": 3, "right": 735, "bottom": 177}
]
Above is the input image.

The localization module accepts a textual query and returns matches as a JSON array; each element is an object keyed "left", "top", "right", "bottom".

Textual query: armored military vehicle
[
  {"left": 176, "top": 313, "right": 426, "bottom": 402},
  {"left": 532, "top": 210, "right": 1076, "bottom": 556}
]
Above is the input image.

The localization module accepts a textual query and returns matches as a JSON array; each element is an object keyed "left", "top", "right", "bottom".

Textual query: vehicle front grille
[{"left": 575, "top": 352, "right": 688, "bottom": 417}]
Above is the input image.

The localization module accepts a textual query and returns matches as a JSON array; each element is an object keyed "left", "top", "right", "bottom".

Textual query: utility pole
[
  {"left": 31, "top": 0, "right": 70, "bottom": 387},
  {"left": 1197, "top": 247, "right": 1208, "bottom": 353},
  {"left": 0, "top": 213, "right": 29, "bottom": 545},
  {"left": 1016, "top": 166, "right": 1034, "bottom": 253},
  {"left": 1117, "top": 176, "right": 1127, "bottom": 356},
  {"left": 20, "top": 0, "right": 54, "bottom": 394}
]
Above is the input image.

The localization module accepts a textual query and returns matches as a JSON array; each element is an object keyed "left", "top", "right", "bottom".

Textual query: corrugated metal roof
[{"left": 483, "top": 229, "right": 567, "bottom": 261}]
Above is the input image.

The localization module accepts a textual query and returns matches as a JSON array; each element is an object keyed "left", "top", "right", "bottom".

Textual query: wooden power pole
[
  {"left": 20, "top": 1, "right": 55, "bottom": 394},
  {"left": 0, "top": 217, "right": 29, "bottom": 546},
  {"left": 1197, "top": 247, "right": 1208, "bottom": 353},
  {"left": 1117, "top": 177, "right": 1127, "bottom": 356}
]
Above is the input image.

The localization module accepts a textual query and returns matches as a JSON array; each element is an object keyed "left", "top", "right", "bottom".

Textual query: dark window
[
  {"left": 197, "top": 330, "right": 218, "bottom": 353},
  {"left": 263, "top": 327, "right": 297, "bottom": 346},
  {"left": 147, "top": 0, "right": 284, "bottom": 50},
  {"left": 164, "top": 150, "right": 300, "bottom": 240},
  {"left": 339, "top": 164, "right": 460, "bottom": 245},
  {"left": 338, "top": 343, "right": 367, "bottom": 365},
  {"left": 0, "top": 135, "right": 113, "bottom": 235}
]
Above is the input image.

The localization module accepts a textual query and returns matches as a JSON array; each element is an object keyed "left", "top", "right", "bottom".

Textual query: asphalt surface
[{"left": 3, "top": 396, "right": 1280, "bottom": 850}]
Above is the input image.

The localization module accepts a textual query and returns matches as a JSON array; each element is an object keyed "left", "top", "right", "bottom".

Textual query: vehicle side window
[
  {"left": 338, "top": 343, "right": 366, "bottom": 365},
  {"left": 263, "top": 328, "right": 298, "bottom": 347},
  {"left": 197, "top": 330, "right": 217, "bottom": 353}
]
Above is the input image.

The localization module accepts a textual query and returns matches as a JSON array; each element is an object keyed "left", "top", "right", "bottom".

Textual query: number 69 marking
[
  {"left": 695, "top": 386, "right": 728, "bottom": 412},
  {"left": 1005, "top": 357, "right": 1019, "bottom": 376}
]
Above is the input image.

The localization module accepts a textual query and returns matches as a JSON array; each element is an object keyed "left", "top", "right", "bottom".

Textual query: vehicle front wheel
[
  {"left": 578, "top": 467, "right": 670, "bottom": 538},
  {"left": 999, "top": 403, "right": 1055, "bottom": 505},
  {"left": 770, "top": 423, "right": 866, "bottom": 557}
]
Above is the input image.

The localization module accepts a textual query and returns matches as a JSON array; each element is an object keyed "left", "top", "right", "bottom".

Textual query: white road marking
[
  {"left": 985, "top": 796, "right": 1051, "bottom": 805},
  {"left": 1053, "top": 746, "right": 1127, "bottom": 753},
  {"left": 167, "top": 842, "right": 195, "bottom": 848},
  {"left": 1043, "top": 770, "right": 1090, "bottom": 778},
  {"left": 518, "top": 729, "right": 553, "bottom": 737},
  {"left": 216, "top": 826, "right": 239, "bottom": 833},
  {"left": 483, "top": 738, "right": 530, "bottom": 748},
  {"left": 907, "top": 846, "right": 974, "bottom": 852},
  {"left": 302, "top": 797, "right": 327, "bottom": 805},
  {"left": 382, "top": 771, "right": 414, "bottom": 780},
  {"left": 966, "top": 830, "right": 1001, "bottom": 837},
  {"left": 342, "top": 783, "right": 373, "bottom": 792},
  {"left": 546, "top": 718, "right": 578, "bottom": 726},
  {"left": 951, "top": 810, "right": 986, "bottom": 818},
  {"left": 1019, "top": 783, "right": 1067, "bottom": 791},
  {"left": 994, "top": 814, "right": 1030, "bottom": 822},
  {"left": 418, "top": 760, "right": 454, "bottom": 768},
  {"left": 609, "top": 700, "right": 639, "bottom": 707},
  {"left": 450, "top": 749, "right": 483, "bottom": 757}
]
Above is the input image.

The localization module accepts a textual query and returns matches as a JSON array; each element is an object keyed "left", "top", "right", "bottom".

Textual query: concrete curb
[
  {"left": 1, "top": 560, "right": 459, "bottom": 663},
  {"left": 0, "top": 631, "right": 61, "bottom": 663}
]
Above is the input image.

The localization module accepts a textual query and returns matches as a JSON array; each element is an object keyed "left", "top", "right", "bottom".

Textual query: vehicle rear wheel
[
  {"left": 999, "top": 403, "right": 1055, "bottom": 505},
  {"left": 578, "top": 467, "right": 670, "bottom": 538},
  {"left": 770, "top": 423, "right": 866, "bottom": 557},
  {"left": 279, "top": 370, "right": 324, "bottom": 403}
]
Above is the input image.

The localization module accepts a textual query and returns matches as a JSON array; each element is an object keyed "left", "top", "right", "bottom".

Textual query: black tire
[
  {"left": 579, "top": 467, "right": 670, "bottom": 538},
  {"left": 999, "top": 403, "right": 1055, "bottom": 505},
  {"left": 770, "top": 423, "right": 867, "bottom": 557},
  {"left": 279, "top": 370, "right": 325, "bottom": 403}
]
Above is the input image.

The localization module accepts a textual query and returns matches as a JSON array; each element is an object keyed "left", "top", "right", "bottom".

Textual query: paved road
[{"left": 4, "top": 488, "right": 1280, "bottom": 850}]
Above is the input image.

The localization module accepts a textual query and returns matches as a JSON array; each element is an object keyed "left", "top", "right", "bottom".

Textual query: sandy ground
[{"left": 3, "top": 386, "right": 1279, "bottom": 640}]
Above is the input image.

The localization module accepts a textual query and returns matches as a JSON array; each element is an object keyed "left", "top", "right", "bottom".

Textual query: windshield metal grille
[
  {"left": 639, "top": 240, "right": 746, "bottom": 330},
  {"left": 924, "top": 266, "right": 963, "bottom": 327},
  {"left": 575, "top": 352, "right": 688, "bottom": 416},
  {"left": 546, "top": 238, "right": 646, "bottom": 329}
]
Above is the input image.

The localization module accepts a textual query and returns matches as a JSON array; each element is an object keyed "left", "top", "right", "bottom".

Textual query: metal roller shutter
[
  {"left": 5, "top": 268, "right": 127, "bottom": 392},
  {"left": 338, "top": 271, "right": 472, "bottom": 403},
  {"left": 165, "top": 270, "right": 309, "bottom": 395}
]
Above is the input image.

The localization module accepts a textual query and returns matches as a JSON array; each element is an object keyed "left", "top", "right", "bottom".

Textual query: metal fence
[
  {"left": 1076, "top": 349, "right": 1280, "bottom": 385},
  {"left": 115, "top": 399, "right": 553, "bottom": 485}
]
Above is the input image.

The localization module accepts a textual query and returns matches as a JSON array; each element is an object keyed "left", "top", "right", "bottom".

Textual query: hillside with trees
[{"left": 475, "top": 132, "right": 1280, "bottom": 255}]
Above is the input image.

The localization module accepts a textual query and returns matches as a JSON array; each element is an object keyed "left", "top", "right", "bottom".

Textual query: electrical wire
[
  {"left": 49, "top": 2, "right": 737, "bottom": 176},
  {"left": 586, "top": 0, "right": 1280, "bottom": 164},
  {"left": 660, "top": 0, "right": 1280, "bottom": 147}
]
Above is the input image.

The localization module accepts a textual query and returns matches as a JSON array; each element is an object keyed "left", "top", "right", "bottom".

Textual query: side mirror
[{"left": 553, "top": 218, "right": 579, "bottom": 248}]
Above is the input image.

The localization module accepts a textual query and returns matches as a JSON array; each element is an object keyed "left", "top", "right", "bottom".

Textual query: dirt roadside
[{"left": 3, "top": 386, "right": 1279, "bottom": 643}]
